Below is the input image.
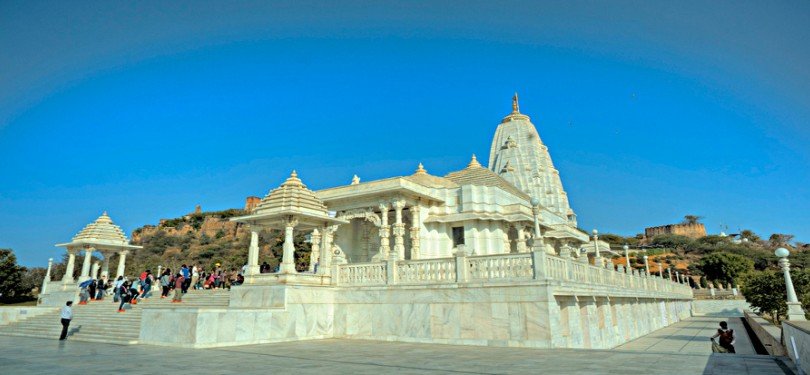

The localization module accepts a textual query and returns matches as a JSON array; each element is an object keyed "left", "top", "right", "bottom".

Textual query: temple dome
[
  {"left": 253, "top": 170, "right": 331, "bottom": 218},
  {"left": 71, "top": 212, "right": 129, "bottom": 244},
  {"left": 445, "top": 155, "right": 529, "bottom": 199}
]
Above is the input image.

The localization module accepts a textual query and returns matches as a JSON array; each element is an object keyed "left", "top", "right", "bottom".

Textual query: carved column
[
  {"left": 91, "top": 261, "right": 100, "bottom": 280},
  {"left": 116, "top": 250, "right": 128, "bottom": 278},
  {"left": 309, "top": 228, "right": 321, "bottom": 272},
  {"left": 361, "top": 224, "right": 372, "bottom": 262},
  {"left": 502, "top": 223, "right": 511, "bottom": 253},
  {"left": 279, "top": 216, "right": 299, "bottom": 274},
  {"left": 515, "top": 225, "right": 528, "bottom": 253},
  {"left": 377, "top": 203, "right": 391, "bottom": 260},
  {"left": 42, "top": 258, "right": 53, "bottom": 294},
  {"left": 318, "top": 225, "right": 336, "bottom": 276},
  {"left": 78, "top": 246, "right": 94, "bottom": 283},
  {"left": 392, "top": 200, "right": 406, "bottom": 261},
  {"left": 246, "top": 227, "right": 261, "bottom": 275},
  {"left": 101, "top": 251, "right": 111, "bottom": 279},
  {"left": 408, "top": 205, "right": 421, "bottom": 260},
  {"left": 63, "top": 248, "right": 77, "bottom": 283}
]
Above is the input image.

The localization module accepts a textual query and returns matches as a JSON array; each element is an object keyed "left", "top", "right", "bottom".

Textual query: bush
[{"left": 652, "top": 234, "right": 694, "bottom": 250}]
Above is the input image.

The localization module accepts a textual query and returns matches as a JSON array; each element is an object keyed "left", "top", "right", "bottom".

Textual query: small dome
[
  {"left": 72, "top": 212, "right": 129, "bottom": 244},
  {"left": 253, "top": 171, "right": 330, "bottom": 218}
]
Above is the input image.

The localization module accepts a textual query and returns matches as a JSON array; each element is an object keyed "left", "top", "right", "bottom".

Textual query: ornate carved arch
[{"left": 336, "top": 208, "right": 382, "bottom": 227}]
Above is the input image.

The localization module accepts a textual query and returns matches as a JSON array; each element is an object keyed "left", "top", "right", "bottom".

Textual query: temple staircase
[{"left": 0, "top": 289, "right": 231, "bottom": 344}]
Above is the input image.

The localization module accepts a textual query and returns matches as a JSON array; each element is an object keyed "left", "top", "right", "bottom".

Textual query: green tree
[
  {"left": 682, "top": 215, "right": 703, "bottom": 224},
  {"left": 698, "top": 252, "right": 754, "bottom": 287},
  {"left": 0, "top": 249, "right": 32, "bottom": 303},
  {"left": 740, "top": 229, "right": 761, "bottom": 243},
  {"left": 651, "top": 234, "right": 694, "bottom": 250},
  {"left": 770, "top": 233, "right": 795, "bottom": 247}
]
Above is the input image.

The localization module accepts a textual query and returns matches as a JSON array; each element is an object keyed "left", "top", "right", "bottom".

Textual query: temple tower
[{"left": 488, "top": 94, "right": 577, "bottom": 226}]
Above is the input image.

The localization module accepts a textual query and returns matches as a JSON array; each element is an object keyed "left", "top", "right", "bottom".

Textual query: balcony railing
[{"left": 335, "top": 250, "right": 693, "bottom": 298}]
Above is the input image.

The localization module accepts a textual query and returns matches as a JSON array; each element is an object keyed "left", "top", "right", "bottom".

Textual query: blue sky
[{"left": 1, "top": 1, "right": 808, "bottom": 266}]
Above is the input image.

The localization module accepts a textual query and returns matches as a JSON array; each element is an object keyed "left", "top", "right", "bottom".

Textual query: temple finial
[
  {"left": 512, "top": 92, "right": 520, "bottom": 113},
  {"left": 351, "top": 175, "right": 360, "bottom": 185},
  {"left": 467, "top": 154, "right": 482, "bottom": 169},
  {"left": 415, "top": 163, "right": 427, "bottom": 175}
]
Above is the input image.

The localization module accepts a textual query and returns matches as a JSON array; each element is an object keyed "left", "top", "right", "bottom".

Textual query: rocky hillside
[{"left": 125, "top": 208, "right": 311, "bottom": 276}]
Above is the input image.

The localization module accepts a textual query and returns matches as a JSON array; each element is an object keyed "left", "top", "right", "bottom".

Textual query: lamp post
[
  {"left": 592, "top": 229, "right": 600, "bottom": 259},
  {"left": 623, "top": 245, "right": 630, "bottom": 274},
  {"left": 530, "top": 198, "right": 545, "bottom": 252},
  {"left": 776, "top": 247, "right": 807, "bottom": 321}
]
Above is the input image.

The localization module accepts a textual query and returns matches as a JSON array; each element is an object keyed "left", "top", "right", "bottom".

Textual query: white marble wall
[
  {"left": 137, "top": 282, "right": 692, "bottom": 349},
  {"left": 0, "top": 307, "right": 57, "bottom": 326}
]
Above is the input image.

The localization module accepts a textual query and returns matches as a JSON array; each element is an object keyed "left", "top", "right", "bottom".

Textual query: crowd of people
[{"left": 77, "top": 263, "right": 247, "bottom": 313}]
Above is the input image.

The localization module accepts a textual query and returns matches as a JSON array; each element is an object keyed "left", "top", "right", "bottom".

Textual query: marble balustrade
[{"left": 336, "top": 252, "right": 692, "bottom": 298}]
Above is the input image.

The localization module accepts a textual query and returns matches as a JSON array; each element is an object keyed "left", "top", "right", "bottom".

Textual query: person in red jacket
[{"left": 172, "top": 272, "right": 186, "bottom": 303}]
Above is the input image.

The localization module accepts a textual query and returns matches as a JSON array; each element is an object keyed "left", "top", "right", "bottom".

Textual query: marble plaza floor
[{"left": 0, "top": 317, "right": 794, "bottom": 374}]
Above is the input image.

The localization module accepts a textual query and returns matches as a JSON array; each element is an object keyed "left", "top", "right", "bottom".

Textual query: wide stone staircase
[{"left": 0, "top": 289, "right": 230, "bottom": 344}]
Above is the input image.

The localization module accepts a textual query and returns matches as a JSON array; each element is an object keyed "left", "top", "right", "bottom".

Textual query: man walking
[{"left": 59, "top": 301, "right": 73, "bottom": 340}]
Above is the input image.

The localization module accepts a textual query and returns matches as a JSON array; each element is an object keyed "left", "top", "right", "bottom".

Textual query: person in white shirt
[{"left": 59, "top": 301, "right": 73, "bottom": 340}]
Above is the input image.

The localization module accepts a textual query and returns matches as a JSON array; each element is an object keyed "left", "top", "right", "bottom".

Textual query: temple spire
[
  {"left": 512, "top": 92, "right": 520, "bottom": 114},
  {"left": 467, "top": 154, "right": 482, "bottom": 169}
]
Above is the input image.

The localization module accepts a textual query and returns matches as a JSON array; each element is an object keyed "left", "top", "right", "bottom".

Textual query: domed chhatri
[
  {"left": 54, "top": 211, "right": 142, "bottom": 286},
  {"left": 232, "top": 170, "right": 347, "bottom": 277},
  {"left": 71, "top": 211, "right": 130, "bottom": 244}
]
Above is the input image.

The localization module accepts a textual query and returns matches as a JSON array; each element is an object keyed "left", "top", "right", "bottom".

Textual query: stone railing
[
  {"left": 468, "top": 253, "right": 533, "bottom": 281},
  {"left": 397, "top": 258, "right": 457, "bottom": 284},
  {"left": 335, "top": 250, "right": 693, "bottom": 297},
  {"left": 337, "top": 263, "right": 388, "bottom": 286}
]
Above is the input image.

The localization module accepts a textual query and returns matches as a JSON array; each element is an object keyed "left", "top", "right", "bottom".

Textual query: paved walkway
[
  {"left": 0, "top": 317, "right": 794, "bottom": 374},
  {"left": 616, "top": 316, "right": 756, "bottom": 354}
]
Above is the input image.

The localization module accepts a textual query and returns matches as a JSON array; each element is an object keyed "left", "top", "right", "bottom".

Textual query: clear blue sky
[{"left": 1, "top": 1, "right": 808, "bottom": 267}]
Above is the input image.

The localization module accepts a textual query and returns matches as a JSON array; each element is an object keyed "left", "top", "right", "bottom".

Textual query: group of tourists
[{"left": 75, "top": 263, "right": 246, "bottom": 313}]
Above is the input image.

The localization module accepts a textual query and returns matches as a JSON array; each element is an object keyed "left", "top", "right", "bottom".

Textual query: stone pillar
[
  {"left": 101, "top": 251, "right": 111, "bottom": 279},
  {"left": 409, "top": 205, "right": 421, "bottom": 260},
  {"left": 391, "top": 200, "right": 406, "bottom": 261},
  {"left": 42, "top": 258, "right": 53, "bottom": 294},
  {"left": 78, "top": 247, "right": 94, "bottom": 283},
  {"left": 116, "top": 250, "right": 128, "bottom": 278},
  {"left": 91, "top": 261, "right": 100, "bottom": 280},
  {"left": 515, "top": 225, "right": 528, "bottom": 253},
  {"left": 63, "top": 249, "right": 77, "bottom": 283},
  {"left": 309, "top": 228, "right": 321, "bottom": 272},
  {"left": 361, "top": 224, "right": 372, "bottom": 262},
  {"left": 245, "top": 228, "right": 261, "bottom": 275},
  {"left": 279, "top": 217, "right": 299, "bottom": 274},
  {"left": 592, "top": 229, "right": 601, "bottom": 260},
  {"left": 502, "top": 223, "right": 511, "bottom": 253},
  {"left": 642, "top": 255, "right": 650, "bottom": 276},
  {"left": 377, "top": 203, "right": 391, "bottom": 260},
  {"left": 318, "top": 225, "right": 334, "bottom": 276},
  {"left": 454, "top": 246, "right": 468, "bottom": 282}
]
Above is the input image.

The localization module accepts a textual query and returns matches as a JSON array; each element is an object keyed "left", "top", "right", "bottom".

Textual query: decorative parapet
[{"left": 335, "top": 252, "right": 694, "bottom": 299}]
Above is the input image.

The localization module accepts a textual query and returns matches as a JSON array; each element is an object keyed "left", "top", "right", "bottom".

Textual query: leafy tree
[
  {"left": 740, "top": 229, "right": 761, "bottom": 243},
  {"left": 698, "top": 252, "right": 754, "bottom": 287},
  {"left": 0, "top": 249, "right": 32, "bottom": 303},
  {"left": 739, "top": 271, "right": 810, "bottom": 323},
  {"left": 682, "top": 215, "right": 703, "bottom": 224},
  {"left": 770, "top": 233, "right": 795, "bottom": 247},
  {"left": 651, "top": 234, "right": 693, "bottom": 250}
]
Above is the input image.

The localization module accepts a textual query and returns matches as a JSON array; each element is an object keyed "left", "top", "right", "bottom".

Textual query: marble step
[{"left": 0, "top": 331, "right": 139, "bottom": 344}]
